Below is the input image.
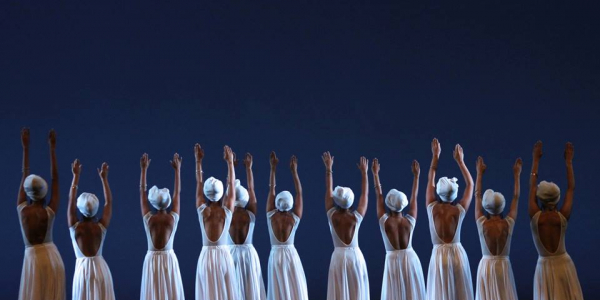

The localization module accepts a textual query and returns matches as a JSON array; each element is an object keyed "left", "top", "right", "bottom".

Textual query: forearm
[
  {"left": 246, "top": 167, "right": 255, "bottom": 192},
  {"left": 426, "top": 157, "right": 438, "bottom": 200},
  {"left": 411, "top": 174, "right": 419, "bottom": 202},
  {"left": 458, "top": 161, "right": 474, "bottom": 186},
  {"left": 529, "top": 160, "right": 540, "bottom": 201},
  {"left": 566, "top": 162, "right": 575, "bottom": 191},
  {"left": 269, "top": 168, "right": 276, "bottom": 195},
  {"left": 196, "top": 161, "right": 204, "bottom": 200},
  {"left": 292, "top": 171, "right": 302, "bottom": 196},
  {"left": 50, "top": 147, "right": 58, "bottom": 180},
  {"left": 102, "top": 179, "right": 112, "bottom": 205},
  {"left": 373, "top": 173, "right": 382, "bottom": 197},
  {"left": 18, "top": 147, "right": 30, "bottom": 203}
]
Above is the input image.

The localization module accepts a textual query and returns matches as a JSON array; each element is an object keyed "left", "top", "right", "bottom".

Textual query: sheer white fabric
[
  {"left": 426, "top": 202, "right": 473, "bottom": 300},
  {"left": 326, "top": 208, "right": 370, "bottom": 300},
  {"left": 531, "top": 211, "right": 583, "bottom": 300},
  {"left": 140, "top": 212, "right": 185, "bottom": 300},
  {"left": 475, "top": 216, "right": 518, "bottom": 300},
  {"left": 229, "top": 211, "right": 266, "bottom": 300},
  {"left": 196, "top": 204, "right": 239, "bottom": 300},
  {"left": 266, "top": 210, "right": 308, "bottom": 300},
  {"left": 70, "top": 222, "right": 115, "bottom": 300},
  {"left": 379, "top": 214, "right": 426, "bottom": 300},
  {"left": 17, "top": 203, "right": 66, "bottom": 300}
]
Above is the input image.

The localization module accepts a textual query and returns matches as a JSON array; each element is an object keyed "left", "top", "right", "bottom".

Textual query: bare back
[
  {"left": 270, "top": 211, "right": 296, "bottom": 243},
  {"left": 202, "top": 205, "right": 227, "bottom": 242},
  {"left": 384, "top": 214, "right": 412, "bottom": 250},
  {"left": 230, "top": 208, "right": 251, "bottom": 244},
  {"left": 432, "top": 203, "right": 461, "bottom": 243},
  {"left": 481, "top": 218, "right": 510, "bottom": 255},
  {"left": 74, "top": 221, "right": 103, "bottom": 257},
  {"left": 147, "top": 212, "right": 175, "bottom": 250},
  {"left": 330, "top": 210, "right": 358, "bottom": 245},
  {"left": 20, "top": 204, "right": 49, "bottom": 245},
  {"left": 537, "top": 211, "right": 562, "bottom": 253}
]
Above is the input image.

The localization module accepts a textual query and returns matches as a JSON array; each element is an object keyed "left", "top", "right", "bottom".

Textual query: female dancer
[
  {"left": 266, "top": 152, "right": 308, "bottom": 300},
  {"left": 229, "top": 153, "right": 266, "bottom": 300},
  {"left": 425, "top": 138, "right": 474, "bottom": 300},
  {"left": 372, "top": 158, "right": 425, "bottom": 300},
  {"left": 529, "top": 141, "right": 583, "bottom": 300},
  {"left": 474, "top": 156, "right": 521, "bottom": 300},
  {"left": 322, "top": 152, "right": 370, "bottom": 300},
  {"left": 195, "top": 144, "right": 239, "bottom": 299},
  {"left": 139, "top": 153, "right": 185, "bottom": 299},
  {"left": 17, "top": 128, "right": 65, "bottom": 300},
  {"left": 68, "top": 160, "right": 115, "bottom": 300}
]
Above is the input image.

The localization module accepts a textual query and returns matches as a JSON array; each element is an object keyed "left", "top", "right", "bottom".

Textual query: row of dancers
[{"left": 16, "top": 128, "right": 583, "bottom": 300}]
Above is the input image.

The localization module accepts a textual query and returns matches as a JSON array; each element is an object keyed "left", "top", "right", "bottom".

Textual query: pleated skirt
[
  {"left": 533, "top": 253, "right": 583, "bottom": 300},
  {"left": 267, "top": 245, "right": 308, "bottom": 300},
  {"left": 141, "top": 249, "right": 185, "bottom": 300},
  {"left": 19, "top": 242, "right": 66, "bottom": 300},
  {"left": 426, "top": 243, "right": 474, "bottom": 300},
  {"left": 195, "top": 245, "right": 239, "bottom": 300},
  {"left": 475, "top": 256, "right": 517, "bottom": 300},
  {"left": 381, "top": 248, "right": 426, "bottom": 300},
  {"left": 231, "top": 244, "right": 266, "bottom": 300},
  {"left": 326, "top": 247, "right": 370, "bottom": 300},
  {"left": 72, "top": 256, "right": 115, "bottom": 300}
]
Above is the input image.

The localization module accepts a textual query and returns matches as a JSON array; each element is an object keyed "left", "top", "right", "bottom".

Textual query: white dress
[
  {"left": 228, "top": 210, "right": 266, "bottom": 300},
  {"left": 426, "top": 202, "right": 474, "bottom": 300},
  {"left": 196, "top": 204, "right": 239, "bottom": 300},
  {"left": 379, "top": 214, "right": 426, "bottom": 300},
  {"left": 266, "top": 210, "right": 308, "bottom": 300},
  {"left": 531, "top": 211, "right": 583, "bottom": 300},
  {"left": 70, "top": 222, "right": 115, "bottom": 300},
  {"left": 475, "top": 216, "right": 518, "bottom": 300},
  {"left": 17, "top": 202, "right": 66, "bottom": 300},
  {"left": 326, "top": 208, "right": 370, "bottom": 300},
  {"left": 140, "top": 212, "right": 185, "bottom": 300}
]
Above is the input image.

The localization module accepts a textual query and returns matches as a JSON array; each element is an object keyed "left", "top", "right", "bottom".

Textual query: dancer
[
  {"left": 372, "top": 158, "right": 425, "bottom": 300},
  {"left": 323, "top": 152, "right": 370, "bottom": 300},
  {"left": 17, "top": 128, "right": 65, "bottom": 300},
  {"left": 195, "top": 144, "right": 239, "bottom": 299},
  {"left": 266, "top": 152, "right": 308, "bottom": 300},
  {"left": 529, "top": 141, "right": 583, "bottom": 300},
  {"left": 474, "top": 156, "right": 521, "bottom": 300},
  {"left": 68, "top": 160, "right": 115, "bottom": 300},
  {"left": 229, "top": 153, "right": 266, "bottom": 300},
  {"left": 139, "top": 153, "right": 185, "bottom": 300},
  {"left": 425, "top": 138, "right": 474, "bottom": 300}
]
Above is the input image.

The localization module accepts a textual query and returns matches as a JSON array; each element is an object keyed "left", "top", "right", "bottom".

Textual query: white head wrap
[
  {"left": 227, "top": 179, "right": 249, "bottom": 208},
  {"left": 482, "top": 189, "right": 505, "bottom": 215},
  {"left": 24, "top": 174, "right": 48, "bottom": 201},
  {"left": 385, "top": 189, "right": 408, "bottom": 212},
  {"left": 148, "top": 186, "right": 171, "bottom": 210},
  {"left": 333, "top": 186, "right": 354, "bottom": 209},
  {"left": 537, "top": 181, "right": 560, "bottom": 206},
  {"left": 204, "top": 177, "right": 224, "bottom": 202},
  {"left": 77, "top": 192, "right": 99, "bottom": 217},
  {"left": 275, "top": 191, "right": 293, "bottom": 212},
  {"left": 436, "top": 177, "right": 459, "bottom": 202}
]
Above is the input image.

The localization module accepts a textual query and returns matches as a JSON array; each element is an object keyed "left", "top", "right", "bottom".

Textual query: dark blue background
[{"left": 1, "top": 1, "right": 598, "bottom": 299}]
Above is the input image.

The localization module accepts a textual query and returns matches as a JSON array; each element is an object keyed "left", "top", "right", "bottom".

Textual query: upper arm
[
  {"left": 376, "top": 193, "right": 385, "bottom": 219},
  {"left": 246, "top": 189, "right": 258, "bottom": 214},
  {"left": 48, "top": 177, "right": 60, "bottom": 212},
  {"left": 293, "top": 192, "right": 303, "bottom": 219},
  {"left": 560, "top": 189, "right": 574, "bottom": 220},
  {"left": 140, "top": 189, "right": 150, "bottom": 216}
]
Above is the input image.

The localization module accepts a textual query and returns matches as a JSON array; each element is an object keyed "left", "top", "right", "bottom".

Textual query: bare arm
[
  {"left": 508, "top": 158, "right": 522, "bottom": 220},
  {"left": 529, "top": 141, "right": 542, "bottom": 218},
  {"left": 371, "top": 158, "right": 385, "bottom": 219},
  {"left": 47, "top": 130, "right": 60, "bottom": 212},
  {"left": 356, "top": 156, "right": 369, "bottom": 217},
  {"left": 474, "top": 156, "right": 486, "bottom": 220},
  {"left": 322, "top": 152, "right": 334, "bottom": 211},
  {"left": 455, "top": 144, "right": 474, "bottom": 211},
  {"left": 171, "top": 153, "right": 182, "bottom": 215},
  {"left": 408, "top": 160, "right": 420, "bottom": 219},
  {"left": 244, "top": 153, "right": 258, "bottom": 214},
  {"left": 290, "top": 155, "right": 303, "bottom": 218},
  {"left": 140, "top": 154, "right": 151, "bottom": 216},
  {"left": 98, "top": 163, "right": 113, "bottom": 228},
  {"left": 426, "top": 138, "right": 441, "bottom": 206},
  {"left": 195, "top": 144, "right": 206, "bottom": 208},
  {"left": 224, "top": 146, "right": 236, "bottom": 211},
  {"left": 266, "top": 151, "right": 278, "bottom": 212},
  {"left": 18, "top": 128, "right": 30, "bottom": 206},
  {"left": 560, "top": 143, "right": 575, "bottom": 220},
  {"left": 68, "top": 159, "right": 81, "bottom": 227}
]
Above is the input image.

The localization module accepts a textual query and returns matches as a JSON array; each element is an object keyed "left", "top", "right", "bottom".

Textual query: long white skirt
[
  {"left": 72, "top": 256, "right": 115, "bottom": 300},
  {"left": 19, "top": 243, "right": 66, "bottom": 300},
  {"left": 476, "top": 256, "right": 517, "bottom": 300},
  {"left": 327, "top": 247, "right": 370, "bottom": 300},
  {"left": 195, "top": 245, "right": 238, "bottom": 300},
  {"left": 381, "top": 248, "right": 426, "bottom": 300},
  {"left": 141, "top": 249, "right": 185, "bottom": 300},
  {"left": 426, "top": 243, "right": 473, "bottom": 300},
  {"left": 231, "top": 244, "right": 266, "bottom": 300},
  {"left": 534, "top": 253, "right": 583, "bottom": 300},
  {"left": 267, "top": 245, "right": 308, "bottom": 300}
]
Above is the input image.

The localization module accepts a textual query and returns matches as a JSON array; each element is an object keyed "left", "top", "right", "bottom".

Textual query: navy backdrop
[{"left": 1, "top": 1, "right": 599, "bottom": 299}]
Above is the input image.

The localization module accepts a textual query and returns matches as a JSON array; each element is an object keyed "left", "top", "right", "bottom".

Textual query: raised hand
[
  {"left": 514, "top": 157, "right": 523, "bottom": 175},
  {"left": 432, "top": 138, "right": 441, "bottom": 159},
  {"left": 476, "top": 156, "right": 486, "bottom": 174},
  {"left": 243, "top": 153, "right": 253, "bottom": 169},
  {"left": 412, "top": 160, "right": 420, "bottom": 177},
  {"left": 453, "top": 144, "right": 464, "bottom": 163},
  {"left": 533, "top": 141, "right": 543, "bottom": 160},
  {"left": 223, "top": 146, "right": 234, "bottom": 163},
  {"left": 170, "top": 153, "right": 182, "bottom": 170},
  {"left": 270, "top": 151, "right": 279, "bottom": 169},
  {"left": 564, "top": 142, "right": 574, "bottom": 163},
  {"left": 21, "top": 127, "right": 30, "bottom": 149},
  {"left": 290, "top": 155, "right": 298, "bottom": 173},
  {"left": 194, "top": 143, "right": 204, "bottom": 162},
  {"left": 371, "top": 158, "right": 380, "bottom": 174},
  {"left": 140, "top": 153, "right": 151, "bottom": 170},
  {"left": 98, "top": 162, "right": 109, "bottom": 180},
  {"left": 322, "top": 151, "right": 334, "bottom": 170},
  {"left": 48, "top": 129, "right": 57, "bottom": 149},
  {"left": 357, "top": 156, "right": 369, "bottom": 174},
  {"left": 72, "top": 159, "right": 82, "bottom": 175}
]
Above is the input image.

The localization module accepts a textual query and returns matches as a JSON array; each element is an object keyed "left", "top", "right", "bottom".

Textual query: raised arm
[
  {"left": 195, "top": 144, "right": 206, "bottom": 208},
  {"left": 408, "top": 160, "right": 420, "bottom": 219},
  {"left": 371, "top": 158, "right": 385, "bottom": 219},
  {"left": 322, "top": 151, "right": 334, "bottom": 211},
  {"left": 426, "top": 138, "right": 441, "bottom": 206},
  {"left": 223, "top": 146, "right": 236, "bottom": 211},
  {"left": 528, "top": 141, "right": 542, "bottom": 218},
  {"left": 508, "top": 158, "right": 522, "bottom": 220},
  {"left": 474, "top": 156, "right": 486, "bottom": 220},
  {"left": 290, "top": 155, "right": 303, "bottom": 218},
  {"left": 266, "top": 151, "right": 278, "bottom": 212},
  {"left": 560, "top": 142, "right": 575, "bottom": 220},
  {"left": 140, "top": 153, "right": 151, "bottom": 216},
  {"left": 455, "top": 144, "right": 474, "bottom": 211},
  {"left": 244, "top": 153, "right": 258, "bottom": 214},
  {"left": 68, "top": 159, "right": 81, "bottom": 227},
  {"left": 356, "top": 156, "right": 369, "bottom": 217},
  {"left": 47, "top": 130, "right": 60, "bottom": 212},
  {"left": 18, "top": 128, "right": 30, "bottom": 206},
  {"left": 170, "top": 153, "right": 182, "bottom": 215},
  {"left": 98, "top": 163, "right": 113, "bottom": 228}
]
